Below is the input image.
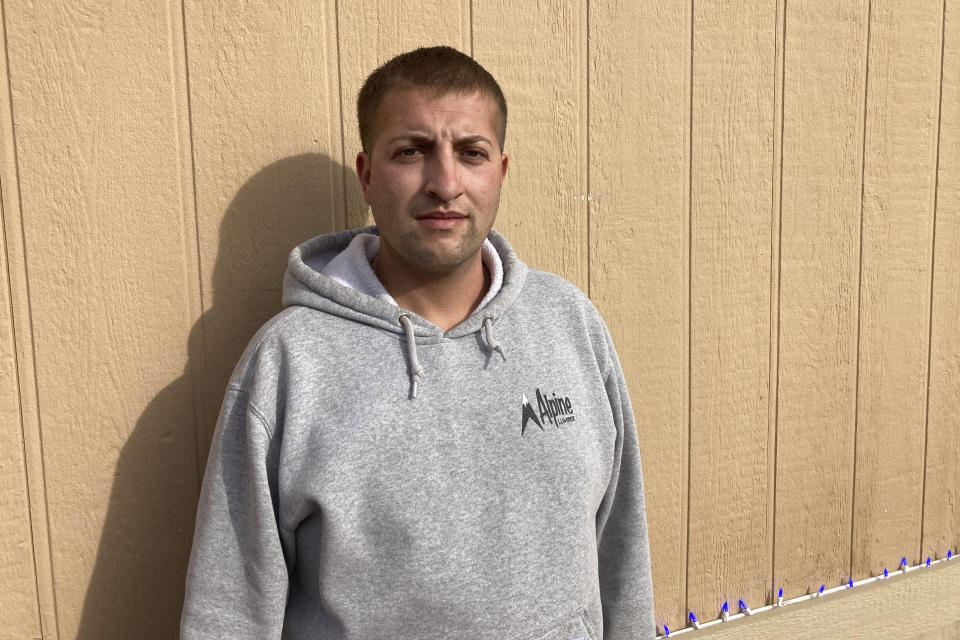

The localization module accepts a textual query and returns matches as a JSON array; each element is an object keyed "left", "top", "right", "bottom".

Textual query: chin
[{"left": 407, "top": 249, "right": 476, "bottom": 275}]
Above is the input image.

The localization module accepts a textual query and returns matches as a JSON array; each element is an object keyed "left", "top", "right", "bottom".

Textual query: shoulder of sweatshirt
[
  {"left": 224, "top": 306, "right": 312, "bottom": 394},
  {"left": 523, "top": 269, "right": 617, "bottom": 375},
  {"left": 221, "top": 304, "right": 362, "bottom": 437},
  {"left": 523, "top": 269, "right": 595, "bottom": 317}
]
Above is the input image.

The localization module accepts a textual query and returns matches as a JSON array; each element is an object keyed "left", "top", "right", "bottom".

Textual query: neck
[{"left": 374, "top": 247, "right": 489, "bottom": 332}]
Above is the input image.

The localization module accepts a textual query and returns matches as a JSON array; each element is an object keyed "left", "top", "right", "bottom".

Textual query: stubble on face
[{"left": 378, "top": 192, "right": 497, "bottom": 275}]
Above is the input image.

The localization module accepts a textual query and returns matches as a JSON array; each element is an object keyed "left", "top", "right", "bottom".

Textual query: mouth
[{"left": 416, "top": 210, "right": 468, "bottom": 230}]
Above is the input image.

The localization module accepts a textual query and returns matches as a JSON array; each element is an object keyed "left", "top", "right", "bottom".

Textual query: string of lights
[{"left": 659, "top": 550, "right": 954, "bottom": 637}]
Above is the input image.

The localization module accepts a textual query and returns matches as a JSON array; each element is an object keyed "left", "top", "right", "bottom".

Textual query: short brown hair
[{"left": 357, "top": 46, "right": 507, "bottom": 153}]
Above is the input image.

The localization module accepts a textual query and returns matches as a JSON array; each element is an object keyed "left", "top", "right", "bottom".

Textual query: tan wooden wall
[{"left": 0, "top": 1, "right": 957, "bottom": 638}]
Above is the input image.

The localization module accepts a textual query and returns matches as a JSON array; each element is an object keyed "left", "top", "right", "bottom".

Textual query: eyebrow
[
  {"left": 386, "top": 133, "right": 494, "bottom": 147},
  {"left": 455, "top": 135, "right": 494, "bottom": 147}
]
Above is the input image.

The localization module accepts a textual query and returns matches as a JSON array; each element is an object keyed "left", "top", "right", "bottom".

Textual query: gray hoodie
[{"left": 181, "top": 227, "right": 656, "bottom": 639}]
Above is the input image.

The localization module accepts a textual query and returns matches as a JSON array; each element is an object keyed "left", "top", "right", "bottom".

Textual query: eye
[
  {"left": 394, "top": 147, "right": 422, "bottom": 159},
  {"left": 461, "top": 148, "right": 488, "bottom": 161}
]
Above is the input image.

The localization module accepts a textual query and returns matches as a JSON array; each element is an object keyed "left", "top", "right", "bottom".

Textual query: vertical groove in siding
[
  {"left": 918, "top": 0, "right": 947, "bottom": 559},
  {"left": 0, "top": 185, "right": 41, "bottom": 638},
  {"left": 585, "top": 0, "right": 590, "bottom": 300},
  {"left": 0, "top": 1, "right": 31, "bottom": 626},
  {"left": 682, "top": 2, "right": 692, "bottom": 626},
  {"left": 681, "top": 0, "right": 692, "bottom": 625},
  {"left": 0, "top": 1, "right": 57, "bottom": 636},
  {"left": 334, "top": 1, "right": 349, "bottom": 230},
  {"left": 684, "top": 0, "right": 694, "bottom": 618},
  {"left": 849, "top": 0, "right": 872, "bottom": 583},
  {"left": 464, "top": 0, "right": 472, "bottom": 58},
  {"left": 768, "top": 0, "right": 787, "bottom": 599},
  {"left": 922, "top": 0, "right": 960, "bottom": 564},
  {"left": 172, "top": 0, "right": 206, "bottom": 493},
  {"left": 0, "top": 44, "right": 40, "bottom": 640},
  {"left": 579, "top": 0, "right": 589, "bottom": 292},
  {"left": 323, "top": 0, "right": 346, "bottom": 233}
]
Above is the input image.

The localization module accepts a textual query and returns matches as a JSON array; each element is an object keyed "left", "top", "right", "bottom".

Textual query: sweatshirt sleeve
[
  {"left": 181, "top": 387, "right": 291, "bottom": 639},
  {"left": 595, "top": 332, "right": 657, "bottom": 639}
]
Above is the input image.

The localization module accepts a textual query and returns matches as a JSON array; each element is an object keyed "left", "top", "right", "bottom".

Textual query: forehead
[{"left": 372, "top": 89, "right": 499, "bottom": 143}]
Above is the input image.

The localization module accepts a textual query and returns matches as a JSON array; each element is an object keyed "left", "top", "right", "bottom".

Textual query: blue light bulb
[
  {"left": 739, "top": 599, "right": 747, "bottom": 611},
  {"left": 722, "top": 601, "right": 728, "bottom": 613},
  {"left": 901, "top": 557, "right": 907, "bottom": 567},
  {"left": 926, "top": 557, "right": 931, "bottom": 567},
  {"left": 778, "top": 587, "right": 783, "bottom": 598},
  {"left": 664, "top": 625, "right": 670, "bottom": 636},
  {"left": 818, "top": 585, "right": 825, "bottom": 594},
  {"left": 883, "top": 568, "right": 888, "bottom": 578},
  {"left": 949, "top": 550, "right": 953, "bottom": 560},
  {"left": 848, "top": 578, "right": 853, "bottom": 588},
  {"left": 689, "top": 612, "right": 697, "bottom": 624}
]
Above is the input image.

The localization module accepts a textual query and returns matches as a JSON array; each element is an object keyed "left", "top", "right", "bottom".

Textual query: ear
[
  {"left": 356, "top": 152, "right": 372, "bottom": 204},
  {"left": 499, "top": 153, "right": 509, "bottom": 182}
]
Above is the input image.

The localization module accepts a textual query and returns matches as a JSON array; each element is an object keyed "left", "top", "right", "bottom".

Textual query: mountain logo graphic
[{"left": 520, "top": 393, "right": 543, "bottom": 435}]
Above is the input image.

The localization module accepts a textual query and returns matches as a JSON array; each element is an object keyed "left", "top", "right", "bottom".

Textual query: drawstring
[
  {"left": 398, "top": 314, "right": 425, "bottom": 398},
  {"left": 482, "top": 316, "right": 507, "bottom": 362},
  {"left": 398, "top": 314, "right": 505, "bottom": 399}
]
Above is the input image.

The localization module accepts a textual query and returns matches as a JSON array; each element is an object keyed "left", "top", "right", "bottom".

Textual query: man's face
[{"left": 356, "top": 89, "right": 508, "bottom": 275}]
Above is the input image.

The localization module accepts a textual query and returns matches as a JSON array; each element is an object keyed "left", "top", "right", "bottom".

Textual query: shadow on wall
[{"left": 76, "top": 153, "right": 352, "bottom": 639}]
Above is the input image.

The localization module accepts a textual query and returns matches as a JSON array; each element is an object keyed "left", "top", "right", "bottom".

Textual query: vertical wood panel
[
  {"left": 922, "top": 0, "right": 960, "bottom": 563},
  {"left": 0, "top": 101, "right": 42, "bottom": 640},
  {"left": 0, "top": 3, "right": 43, "bottom": 637},
  {"left": 473, "top": 0, "right": 588, "bottom": 290},
  {"left": 852, "top": 0, "right": 943, "bottom": 579},
  {"left": 687, "top": 0, "right": 777, "bottom": 618},
  {"left": 3, "top": 1, "right": 203, "bottom": 636},
  {"left": 774, "top": 0, "right": 868, "bottom": 598},
  {"left": 185, "top": 1, "right": 344, "bottom": 453},
  {"left": 337, "top": 0, "right": 470, "bottom": 230},
  {"left": 0, "top": 3, "right": 56, "bottom": 635},
  {"left": 589, "top": 1, "right": 689, "bottom": 632}
]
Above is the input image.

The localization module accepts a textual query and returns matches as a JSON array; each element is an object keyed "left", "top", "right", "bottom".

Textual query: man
[{"left": 181, "top": 46, "right": 655, "bottom": 639}]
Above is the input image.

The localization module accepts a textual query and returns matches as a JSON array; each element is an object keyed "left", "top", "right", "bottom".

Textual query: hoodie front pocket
[{"left": 521, "top": 609, "right": 596, "bottom": 640}]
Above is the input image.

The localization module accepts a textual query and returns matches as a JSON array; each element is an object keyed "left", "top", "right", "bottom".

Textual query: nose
[{"left": 424, "top": 149, "right": 463, "bottom": 203}]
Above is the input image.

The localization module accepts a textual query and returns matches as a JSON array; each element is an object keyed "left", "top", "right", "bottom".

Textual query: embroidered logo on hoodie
[{"left": 521, "top": 388, "right": 576, "bottom": 435}]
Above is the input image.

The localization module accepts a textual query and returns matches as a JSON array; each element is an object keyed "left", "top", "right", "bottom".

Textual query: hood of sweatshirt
[{"left": 281, "top": 226, "right": 529, "bottom": 397}]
